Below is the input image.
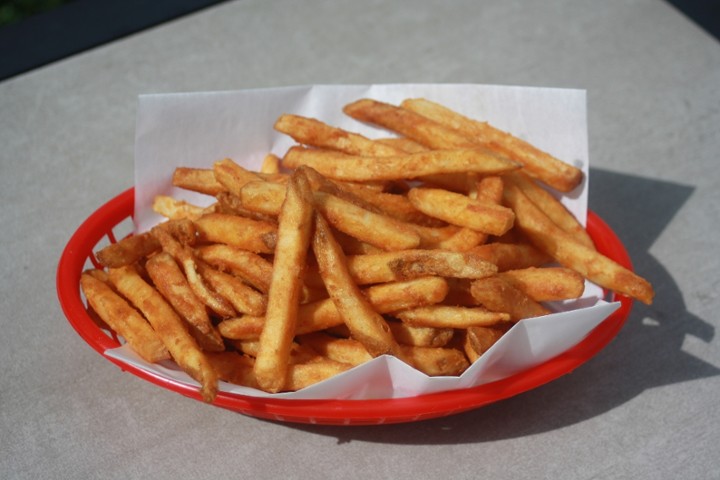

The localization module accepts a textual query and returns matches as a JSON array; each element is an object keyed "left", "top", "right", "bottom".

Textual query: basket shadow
[{"left": 285, "top": 168, "right": 718, "bottom": 443}]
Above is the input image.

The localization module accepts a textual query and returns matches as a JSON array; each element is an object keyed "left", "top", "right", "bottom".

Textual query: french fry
[
  {"left": 497, "top": 267, "right": 586, "bottom": 302},
  {"left": 80, "top": 271, "right": 170, "bottom": 363},
  {"left": 218, "top": 276, "right": 449, "bottom": 340},
  {"left": 274, "top": 113, "right": 400, "bottom": 156},
  {"left": 469, "top": 241, "right": 553, "bottom": 271},
  {"left": 470, "top": 275, "right": 551, "bottom": 321},
  {"left": 260, "top": 153, "right": 281, "bottom": 174},
  {"left": 172, "top": 167, "right": 225, "bottom": 195},
  {"left": 400, "top": 97, "right": 583, "bottom": 192},
  {"left": 505, "top": 171, "right": 594, "bottom": 249},
  {"left": 407, "top": 187, "right": 515, "bottom": 236},
  {"left": 194, "top": 213, "right": 277, "bottom": 255},
  {"left": 463, "top": 325, "right": 509, "bottom": 362},
  {"left": 213, "top": 158, "right": 265, "bottom": 197},
  {"left": 254, "top": 168, "right": 315, "bottom": 393},
  {"left": 388, "top": 322, "right": 455, "bottom": 348},
  {"left": 108, "top": 265, "right": 219, "bottom": 402},
  {"left": 145, "top": 252, "right": 225, "bottom": 352},
  {"left": 195, "top": 244, "right": 274, "bottom": 293},
  {"left": 395, "top": 305, "right": 511, "bottom": 329},
  {"left": 152, "top": 195, "right": 210, "bottom": 221},
  {"left": 343, "top": 98, "right": 479, "bottom": 150},
  {"left": 297, "top": 332, "right": 374, "bottom": 367},
  {"left": 282, "top": 146, "right": 520, "bottom": 182},
  {"left": 503, "top": 182, "right": 655, "bottom": 304},
  {"left": 95, "top": 232, "right": 160, "bottom": 268},
  {"left": 313, "top": 191, "right": 421, "bottom": 251},
  {"left": 214, "top": 192, "right": 278, "bottom": 223},
  {"left": 399, "top": 345, "right": 469, "bottom": 376},
  {"left": 198, "top": 263, "right": 267, "bottom": 316},
  {"left": 312, "top": 211, "right": 405, "bottom": 359}
]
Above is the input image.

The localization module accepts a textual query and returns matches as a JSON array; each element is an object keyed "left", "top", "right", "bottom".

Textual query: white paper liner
[{"left": 111, "top": 83, "right": 619, "bottom": 400}]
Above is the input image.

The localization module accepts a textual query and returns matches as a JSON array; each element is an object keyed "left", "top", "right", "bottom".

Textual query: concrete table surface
[{"left": 1, "top": 1, "right": 718, "bottom": 479}]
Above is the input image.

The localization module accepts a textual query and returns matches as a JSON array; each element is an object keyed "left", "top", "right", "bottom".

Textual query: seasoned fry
[
  {"left": 401, "top": 97, "right": 583, "bottom": 192},
  {"left": 95, "top": 232, "right": 160, "bottom": 268},
  {"left": 407, "top": 187, "right": 515, "bottom": 236},
  {"left": 505, "top": 171, "right": 594, "bottom": 249},
  {"left": 260, "top": 153, "right": 281, "bottom": 174},
  {"left": 198, "top": 263, "right": 267, "bottom": 316},
  {"left": 282, "top": 146, "right": 520, "bottom": 182},
  {"left": 274, "top": 113, "right": 400, "bottom": 156},
  {"left": 254, "top": 168, "right": 315, "bottom": 393},
  {"left": 194, "top": 213, "right": 277, "bottom": 254},
  {"left": 388, "top": 322, "right": 455, "bottom": 348},
  {"left": 503, "top": 182, "right": 654, "bottom": 304},
  {"left": 195, "top": 244, "right": 274, "bottom": 293},
  {"left": 172, "top": 167, "right": 225, "bottom": 195},
  {"left": 469, "top": 242, "right": 552, "bottom": 271},
  {"left": 298, "top": 332, "right": 373, "bottom": 367},
  {"left": 108, "top": 265, "right": 219, "bottom": 402},
  {"left": 463, "top": 325, "right": 509, "bottom": 362},
  {"left": 498, "top": 267, "right": 585, "bottom": 302},
  {"left": 80, "top": 271, "right": 170, "bottom": 362},
  {"left": 399, "top": 345, "right": 469, "bottom": 376},
  {"left": 145, "top": 252, "right": 225, "bottom": 352},
  {"left": 470, "top": 275, "right": 551, "bottom": 321},
  {"left": 312, "top": 212, "right": 405, "bottom": 359},
  {"left": 152, "top": 195, "right": 209, "bottom": 221},
  {"left": 395, "top": 305, "right": 511, "bottom": 329},
  {"left": 213, "top": 158, "right": 264, "bottom": 197}
]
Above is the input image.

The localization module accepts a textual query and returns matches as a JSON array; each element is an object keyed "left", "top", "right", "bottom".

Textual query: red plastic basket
[{"left": 57, "top": 188, "right": 633, "bottom": 425}]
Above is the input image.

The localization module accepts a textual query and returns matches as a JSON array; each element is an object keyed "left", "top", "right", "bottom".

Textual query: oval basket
[{"left": 57, "top": 188, "right": 633, "bottom": 425}]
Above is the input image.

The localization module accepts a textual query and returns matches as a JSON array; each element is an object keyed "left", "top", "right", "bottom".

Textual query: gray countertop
[{"left": 2, "top": 1, "right": 719, "bottom": 478}]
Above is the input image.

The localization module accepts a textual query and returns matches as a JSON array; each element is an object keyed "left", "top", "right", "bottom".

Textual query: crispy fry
[
  {"left": 195, "top": 244, "right": 274, "bottom": 293},
  {"left": 198, "top": 263, "right": 267, "bottom": 316},
  {"left": 80, "top": 271, "right": 170, "bottom": 362},
  {"left": 498, "top": 267, "right": 586, "bottom": 302},
  {"left": 469, "top": 242, "right": 552, "bottom": 271},
  {"left": 395, "top": 305, "right": 511, "bottom": 329},
  {"left": 401, "top": 97, "right": 583, "bottom": 192},
  {"left": 95, "top": 232, "right": 160, "bottom": 268},
  {"left": 194, "top": 213, "right": 277, "bottom": 254},
  {"left": 260, "top": 153, "right": 281, "bottom": 174},
  {"left": 470, "top": 275, "right": 551, "bottom": 321},
  {"left": 505, "top": 171, "right": 594, "bottom": 249},
  {"left": 274, "top": 113, "right": 400, "bottom": 156},
  {"left": 254, "top": 168, "right": 315, "bottom": 393},
  {"left": 213, "top": 158, "right": 265, "bottom": 197},
  {"left": 407, "top": 187, "right": 515, "bottom": 236},
  {"left": 282, "top": 146, "right": 520, "bottom": 182},
  {"left": 463, "top": 325, "right": 509, "bottom": 362},
  {"left": 503, "top": 182, "right": 654, "bottom": 304},
  {"left": 312, "top": 212, "right": 404, "bottom": 359},
  {"left": 297, "top": 332, "right": 373, "bottom": 367},
  {"left": 388, "top": 322, "right": 455, "bottom": 347},
  {"left": 314, "top": 191, "right": 421, "bottom": 251},
  {"left": 108, "top": 265, "right": 219, "bottom": 402},
  {"left": 152, "top": 195, "right": 210, "bottom": 221},
  {"left": 399, "top": 345, "right": 469, "bottom": 376},
  {"left": 172, "top": 167, "right": 225, "bottom": 195},
  {"left": 145, "top": 252, "right": 225, "bottom": 352}
]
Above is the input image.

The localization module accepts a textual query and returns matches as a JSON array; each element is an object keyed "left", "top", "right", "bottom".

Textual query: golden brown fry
[
  {"left": 145, "top": 252, "right": 225, "bottom": 352},
  {"left": 151, "top": 225, "right": 236, "bottom": 318},
  {"left": 260, "top": 153, "right": 281, "bottom": 174},
  {"left": 198, "top": 263, "right": 268, "bottom": 316},
  {"left": 213, "top": 158, "right": 265, "bottom": 197},
  {"left": 399, "top": 345, "right": 470, "bottom": 376},
  {"left": 195, "top": 244, "right": 274, "bottom": 293},
  {"left": 80, "top": 271, "right": 170, "bottom": 363},
  {"left": 282, "top": 146, "right": 520, "bottom": 182},
  {"left": 254, "top": 168, "right": 315, "bottom": 393},
  {"left": 312, "top": 212, "right": 405, "bottom": 359},
  {"left": 388, "top": 322, "right": 455, "bottom": 348},
  {"left": 470, "top": 275, "right": 551, "bottom": 321},
  {"left": 407, "top": 187, "right": 515, "bottom": 236},
  {"left": 469, "top": 242, "right": 553, "bottom": 271},
  {"left": 297, "top": 333, "right": 373, "bottom": 367},
  {"left": 503, "top": 182, "right": 654, "bottom": 304},
  {"left": 463, "top": 325, "right": 509, "bottom": 362},
  {"left": 505, "top": 171, "right": 594, "bottom": 249},
  {"left": 172, "top": 167, "right": 225, "bottom": 195},
  {"left": 395, "top": 305, "right": 511, "bottom": 329},
  {"left": 152, "top": 195, "right": 210, "bottom": 221},
  {"left": 217, "top": 277, "right": 449, "bottom": 340},
  {"left": 214, "top": 192, "right": 278, "bottom": 223},
  {"left": 498, "top": 267, "right": 586, "bottom": 302},
  {"left": 95, "top": 232, "right": 160, "bottom": 268},
  {"left": 401, "top": 97, "right": 583, "bottom": 192},
  {"left": 108, "top": 265, "right": 219, "bottom": 402},
  {"left": 274, "top": 113, "right": 400, "bottom": 156},
  {"left": 314, "top": 191, "right": 421, "bottom": 251},
  {"left": 194, "top": 213, "right": 277, "bottom": 254},
  {"left": 343, "top": 98, "right": 479, "bottom": 150}
]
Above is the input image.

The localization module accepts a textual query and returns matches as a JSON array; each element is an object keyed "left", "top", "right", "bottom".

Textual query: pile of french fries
[{"left": 81, "top": 97, "right": 654, "bottom": 402}]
